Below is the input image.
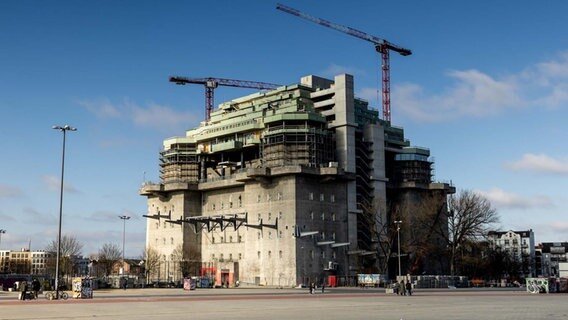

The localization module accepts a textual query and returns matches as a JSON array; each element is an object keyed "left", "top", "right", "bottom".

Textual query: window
[
  {"left": 238, "top": 235, "right": 242, "bottom": 243},
  {"left": 309, "top": 192, "right": 314, "bottom": 200},
  {"left": 212, "top": 237, "right": 215, "bottom": 244},
  {"left": 220, "top": 237, "right": 224, "bottom": 243},
  {"left": 229, "top": 236, "right": 233, "bottom": 243},
  {"left": 321, "top": 232, "right": 325, "bottom": 240},
  {"left": 279, "top": 250, "right": 283, "bottom": 258},
  {"left": 320, "top": 193, "right": 324, "bottom": 201},
  {"left": 268, "top": 212, "right": 272, "bottom": 221},
  {"left": 162, "top": 238, "right": 166, "bottom": 245},
  {"left": 279, "top": 231, "right": 283, "bottom": 238},
  {"left": 258, "top": 232, "right": 261, "bottom": 240},
  {"left": 257, "top": 251, "right": 261, "bottom": 259},
  {"left": 279, "top": 211, "right": 283, "bottom": 219},
  {"left": 330, "top": 194, "right": 335, "bottom": 203},
  {"left": 278, "top": 192, "right": 282, "bottom": 200},
  {"left": 257, "top": 194, "right": 261, "bottom": 203},
  {"left": 238, "top": 253, "right": 242, "bottom": 260},
  {"left": 332, "top": 232, "right": 336, "bottom": 240},
  {"left": 321, "top": 212, "right": 325, "bottom": 221},
  {"left": 310, "top": 211, "right": 314, "bottom": 220},
  {"left": 170, "top": 237, "right": 174, "bottom": 245},
  {"left": 229, "top": 253, "right": 233, "bottom": 260},
  {"left": 268, "top": 251, "right": 272, "bottom": 258},
  {"left": 332, "top": 213, "right": 336, "bottom": 221},
  {"left": 268, "top": 232, "right": 272, "bottom": 239}
]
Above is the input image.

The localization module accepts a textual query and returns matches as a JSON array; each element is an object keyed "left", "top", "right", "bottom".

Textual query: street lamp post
[
  {"left": 0, "top": 229, "right": 5, "bottom": 249},
  {"left": 119, "top": 215, "right": 131, "bottom": 275},
  {"left": 0, "top": 229, "right": 5, "bottom": 272},
  {"left": 53, "top": 125, "right": 76, "bottom": 300},
  {"left": 394, "top": 220, "right": 402, "bottom": 279}
]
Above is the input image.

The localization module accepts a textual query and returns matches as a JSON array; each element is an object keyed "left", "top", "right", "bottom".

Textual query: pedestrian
[
  {"left": 32, "top": 279, "right": 41, "bottom": 299},
  {"left": 309, "top": 282, "right": 313, "bottom": 294},
  {"left": 20, "top": 281, "right": 28, "bottom": 301},
  {"left": 321, "top": 282, "right": 325, "bottom": 294},
  {"left": 406, "top": 281, "right": 412, "bottom": 296},
  {"left": 399, "top": 281, "right": 405, "bottom": 296}
]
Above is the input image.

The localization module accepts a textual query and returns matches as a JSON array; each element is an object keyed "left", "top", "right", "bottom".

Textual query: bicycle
[{"left": 44, "top": 290, "right": 69, "bottom": 300}]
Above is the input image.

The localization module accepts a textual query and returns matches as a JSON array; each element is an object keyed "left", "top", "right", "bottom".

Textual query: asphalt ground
[{"left": 0, "top": 287, "right": 566, "bottom": 320}]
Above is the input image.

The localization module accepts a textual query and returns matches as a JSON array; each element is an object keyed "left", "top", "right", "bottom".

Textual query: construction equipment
[
  {"left": 276, "top": 3, "right": 411, "bottom": 122},
  {"left": 169, "top": 76, "right": 280, "bottom": 121}
]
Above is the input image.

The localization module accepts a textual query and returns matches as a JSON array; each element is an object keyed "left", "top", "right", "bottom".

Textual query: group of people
[
  {"left": 19, "top": 279, "right": 41, "bottom": 301},
  {"left": 395, "top": 280, "right": 412, "bottom": 296}
]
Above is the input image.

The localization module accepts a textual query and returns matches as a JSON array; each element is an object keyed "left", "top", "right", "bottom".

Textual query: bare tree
[
  {"left": 97, "top": 243, "right": 122, "bottom": 276},
  {"left": 172, "top": 243, "right": 201, "bottom": 278},
  {"left": 141, "top": 246, "right": 161, "bottom": 283},
  {"left": 46, "top": 234, "right": 84, "bottom": 278},
  {"left": 442, "top": 190, "right": 499, "bottom": 277}
]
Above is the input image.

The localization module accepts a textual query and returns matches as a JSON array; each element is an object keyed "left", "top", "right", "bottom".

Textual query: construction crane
[
  {"left": 276, "top": 3, "right": 411, "bottom": 122},
  {"left": 169, "top": 76, "right": 280, "bottom": 121}
]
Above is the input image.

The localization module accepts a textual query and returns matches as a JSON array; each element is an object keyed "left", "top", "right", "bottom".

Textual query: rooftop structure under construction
[{"left": 140, "top": 74, "right": 454, "bottom": 287}]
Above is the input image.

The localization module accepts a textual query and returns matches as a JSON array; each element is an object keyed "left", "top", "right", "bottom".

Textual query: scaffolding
[
  {"left": 160, "top": 143, "right": 200, "bottom": 184},
  {"left": 261, "top": 122, "right": 334, "bottom": 168}
]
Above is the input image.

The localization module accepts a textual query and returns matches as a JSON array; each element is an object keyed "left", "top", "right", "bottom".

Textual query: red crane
[
  {"left": 276, "top": 3, "right": 411, "bottom": 122},
  {"left": 169, "top": 76, "right": 280, "bottom": 121}
]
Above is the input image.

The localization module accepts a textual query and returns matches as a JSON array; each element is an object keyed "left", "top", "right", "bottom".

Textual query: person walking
[
  {"left": 406, "top": 281, "right": 412, "bottom": 296},
  {"left": 19, "top": 281, "right": 28, "bottom": 301},
  {"left": 31, "top": 279, "right": 41, "bottom": 299},
  {"left": 321, "top": 282, "right": 325, "bottom": 294},
  {"left": 399, "top": 281, "right": 405, "bottom": 296}
]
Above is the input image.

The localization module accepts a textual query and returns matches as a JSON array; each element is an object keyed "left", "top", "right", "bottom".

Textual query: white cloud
[
  {"left": 549, "top": 221, "right": 568, "bottom": 233},
  {"left": 393, "top": 51, "right": 568, "bottom": 122},
  {"left": 477, "top": 187, "right": 554, "bottom": 210},
  {"left": 79, "top": 98, "right": 198, "bottom": 132},
  {"left": 357, "top": 87, "right": 380, "bottom": 104},
  {"left": 41, "top": 175, "right": 79, "bottom": 193},
  {"left": 506, "top": 153, "right": 568, "bottom": 174},
  {"left": 321, "top": 64, "right": 367, "bottom": 79},
  {"left": 78, "top": 99, "right": 121, "bottom": 119},
  {"left": 0, "top": 184, "right": 23, "bottom": 198},
  {"left": 22, "top": 207, "right": 56, "bottom": 225}
]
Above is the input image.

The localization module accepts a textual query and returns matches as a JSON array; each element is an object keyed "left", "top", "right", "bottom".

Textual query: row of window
[
  {"left": 308, "top": 193, "right": 335, "bottom": 202},
  {"left": 210, "top": 249, "right": 338, "bottom": 261},
  {"left": 155, "top": 238, "right": 177, "bottom": 246}
]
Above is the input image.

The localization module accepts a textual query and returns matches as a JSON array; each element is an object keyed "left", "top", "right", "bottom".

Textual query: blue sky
[{"left": 1, "top": 1, "right": 567, "bottom": 257}]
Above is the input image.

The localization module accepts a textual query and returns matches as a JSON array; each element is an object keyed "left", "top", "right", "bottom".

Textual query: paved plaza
[{"left": 0, "top": 287, "right": 566, "bottom": 320}]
